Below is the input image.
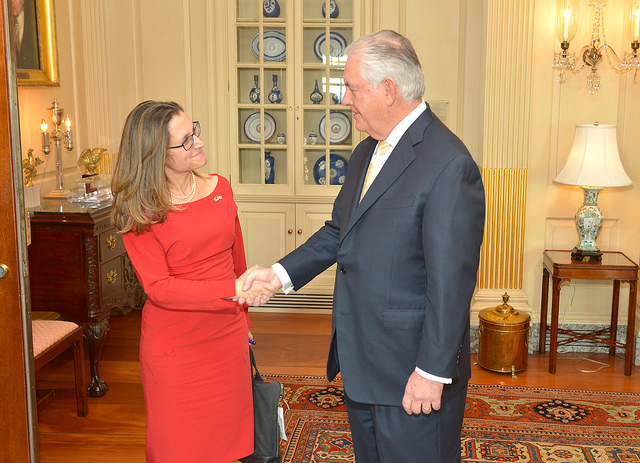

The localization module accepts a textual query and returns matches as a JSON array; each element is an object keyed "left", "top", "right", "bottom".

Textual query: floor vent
[{"left": 259, "top": 293, "right": 333, "bottom": 312}]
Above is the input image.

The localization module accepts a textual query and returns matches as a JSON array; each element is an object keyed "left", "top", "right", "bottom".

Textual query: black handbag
[{"left": 240, "top": 347, "right": 283, "bottom": 463}]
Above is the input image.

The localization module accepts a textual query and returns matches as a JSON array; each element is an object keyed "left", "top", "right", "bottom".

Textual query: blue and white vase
[
  {"left": 322, "top": 0, "right": 339, "bottom": 18},
  {"left": 263, "top": 0, "right": 280, "bottom": 17},
  {"left": 331, "top": 93, "right": 340, "bottom": 104},
  {"left": 265, "top": 151, "right": 275, "bottom": 184},
  {"left": 249, "top": 75, "right": 260, "bottom": 104},
  {"left": 308, "top": 131, "right": 318, "bottom": 145},
  {"left": 310, "top": 80, "right": 323, "bottom": 104},
  {"left": 268, "top": 75, "right": 282, "bottom": 104}
]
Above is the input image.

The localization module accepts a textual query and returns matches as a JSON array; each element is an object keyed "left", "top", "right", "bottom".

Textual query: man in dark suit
[{"left": 242, "top": 30, "right": 485, "bottom": 462}]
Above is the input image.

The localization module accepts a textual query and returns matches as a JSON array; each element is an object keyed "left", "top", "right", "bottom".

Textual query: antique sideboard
[{"left": 27, "top": 199, "right": 143, "bottom": 397}]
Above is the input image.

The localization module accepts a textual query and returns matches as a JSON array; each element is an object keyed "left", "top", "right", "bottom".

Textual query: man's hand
[
  {"left": 236, "top": 265, "right": 283, "bottom": 306},
  {"left": 401, "top": 371, "right": 444, "bottom": 415},
  {"left": 235, "top": 266, "right": 280, "bottom": 307}
]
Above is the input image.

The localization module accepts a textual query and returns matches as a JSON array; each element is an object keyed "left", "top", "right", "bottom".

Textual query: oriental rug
[{"left": 266, "top": 375, "right": 640, "bottom": 463}]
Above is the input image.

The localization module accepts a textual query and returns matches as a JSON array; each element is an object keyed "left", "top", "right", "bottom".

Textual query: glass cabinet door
[
  {"left": 233, "top": 0, "right": 292, "bottom": 193},
  {"left": 231, "top": 0, "right": 359, "bottom": 195},
  {"left": 298, "top": 0, "right": 356, "bottom": 192}
]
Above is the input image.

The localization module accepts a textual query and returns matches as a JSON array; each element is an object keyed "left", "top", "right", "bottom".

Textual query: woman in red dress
[{"left": 111, "top": 101, "right": 276, "bottom": 462}]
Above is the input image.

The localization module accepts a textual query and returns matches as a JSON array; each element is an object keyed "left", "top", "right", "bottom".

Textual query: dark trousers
[{"left": 344, "top": 386, "right": 467, "bottom": 463}]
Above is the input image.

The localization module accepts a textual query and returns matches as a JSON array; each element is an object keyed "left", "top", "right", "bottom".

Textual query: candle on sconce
[
  {"left": 634, "top": 5, "right": 640, "bottom": 42},
  {"left": 41, "top": 118, "right": 51, "bottom": 154},
  {"left": 64, "top": 115, "right": 73, "bottom": 150},
  {"left": 563, "top": 6, "right": 570, "bottom": 41}
]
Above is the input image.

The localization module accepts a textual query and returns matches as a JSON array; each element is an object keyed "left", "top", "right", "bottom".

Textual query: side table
[{"left": 539, "top": 250, "right": 638, "bottom": 376}]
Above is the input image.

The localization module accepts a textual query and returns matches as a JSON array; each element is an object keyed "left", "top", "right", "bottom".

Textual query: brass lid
[{"left": 478, "top": 293, "right": 530, "bottom": 325}]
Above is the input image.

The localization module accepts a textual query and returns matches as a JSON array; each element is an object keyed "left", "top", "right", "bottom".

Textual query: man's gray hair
[{"left": 344, "top": 30, "right": 425, "bottom": 102}]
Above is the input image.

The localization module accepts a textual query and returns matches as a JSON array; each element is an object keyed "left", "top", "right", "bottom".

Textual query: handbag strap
[{"left": 249, "top": 346, "right": 264, "bottom": 382}]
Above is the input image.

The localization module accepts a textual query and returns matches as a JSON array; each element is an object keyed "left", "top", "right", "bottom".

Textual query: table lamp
[{"left": 555, "top": 123, "right": 632, "bottom": 261}]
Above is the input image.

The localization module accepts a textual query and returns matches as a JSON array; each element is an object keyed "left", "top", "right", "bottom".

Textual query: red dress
[{"left": 123, "top": 175, "right": 253, "bottom": 462}]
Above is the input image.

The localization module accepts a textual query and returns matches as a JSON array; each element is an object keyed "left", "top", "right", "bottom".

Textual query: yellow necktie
[{"left": 360, "top": 141, "right": 391, "bottom": 201}]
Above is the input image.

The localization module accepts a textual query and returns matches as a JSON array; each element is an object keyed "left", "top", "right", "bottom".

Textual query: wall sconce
[
  {"left": 554, "top": 123, "right": 632, "bottom": 261},
  {"left": 41, "top": 99, "right": 73, "bottom": 199},
  {"left": 552, "top": 0, "right": 640, "bottom": 94}
]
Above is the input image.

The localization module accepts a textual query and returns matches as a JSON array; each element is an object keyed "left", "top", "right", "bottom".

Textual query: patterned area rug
[{"left": 267, "top": 375, "right": 640, "bottom": 463}]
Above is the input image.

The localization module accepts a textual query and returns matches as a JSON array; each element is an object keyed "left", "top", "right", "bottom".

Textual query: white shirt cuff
[
  {"left": 272, "top": 263, "right": 294, "bottom": 294},
  {"left": 415, "top": 366, "right": 452, "bottom": 384}
]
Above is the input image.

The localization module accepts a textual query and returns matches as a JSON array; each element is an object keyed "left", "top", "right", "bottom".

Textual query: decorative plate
[
  {"left": 313, "top": 31, "right": 347, "bottom": 62},
  {"left": 243, "top": 112, "right": 276, "bottom": 143},
  {"left": 251, "top": 30, "right": 286, "bottom": 62},
  {"left": 313, "top": 153, "right": 348, "bottom": 185},
  {"left": 319, "top": 111, "right": 351, "bottom": 144}
]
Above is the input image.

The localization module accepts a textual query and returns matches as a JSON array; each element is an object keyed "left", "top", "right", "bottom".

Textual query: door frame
[{"left": 1, "top": 0, "right": 38, "bottom": 461}]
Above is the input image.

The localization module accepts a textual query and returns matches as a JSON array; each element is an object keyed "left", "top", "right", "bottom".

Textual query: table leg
[
  {"left": 549, "top": 276, "right": 563, "bottom": 374},
  {"left": 540, "top": 268, "right": 549, "bottom": 354},
  {"left": 609, "top": 280, "right": 621, "bottom": 355},
  {"left": 81, "top": 318, "right": 110, "bottom": 397},
  {"left": 625, "top": 280, "right": 637, "bottom": 376}
]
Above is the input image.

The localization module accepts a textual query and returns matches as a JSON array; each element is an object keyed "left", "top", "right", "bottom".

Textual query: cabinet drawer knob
[
  {"left": 288, "top": 229, "right": 293, "bottom": 234},
  {"left": 106, "top": 234, "right": 117, "bottom": 250},
  {"left": 297, "top": 229, "right": 303, "bottom": 234},
  {"left": 106, "top": 270, "right": 118, "bottom": 285}
]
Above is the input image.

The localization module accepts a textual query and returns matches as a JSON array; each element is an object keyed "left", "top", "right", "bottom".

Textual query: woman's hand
[{"left": 235, "top": 266, "right": 278, "bottom": 307}]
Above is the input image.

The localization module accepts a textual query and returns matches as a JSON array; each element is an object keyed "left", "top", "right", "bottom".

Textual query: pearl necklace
[{"left": 170, "top": 171, "right": 197, "bottom": 204}]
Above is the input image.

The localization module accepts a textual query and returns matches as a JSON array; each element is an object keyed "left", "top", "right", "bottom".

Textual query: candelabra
[
  {"left": 41, "top": 98, "right": 73, "bottom": 198},
  {"left": 552, "top": 0, "right": 640, "bottom": 94}
]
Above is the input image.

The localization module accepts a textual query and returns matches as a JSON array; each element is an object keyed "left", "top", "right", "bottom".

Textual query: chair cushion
[{"left": 32, "top": 320, "right": 80, "bottom": 357}]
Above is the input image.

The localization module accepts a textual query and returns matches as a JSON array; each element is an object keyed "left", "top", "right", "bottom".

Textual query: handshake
[{"left": 234, "top": 265, "right": 283, "bottom": 307}]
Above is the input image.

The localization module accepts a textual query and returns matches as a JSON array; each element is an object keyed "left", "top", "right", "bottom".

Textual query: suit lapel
[{"left": 340, "top": 110, "right": 432, "bottom": 244}]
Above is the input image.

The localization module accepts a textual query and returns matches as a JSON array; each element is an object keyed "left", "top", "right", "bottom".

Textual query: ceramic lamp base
[{"left": 571, "top": 186, "right": 604, "bottom": 262}]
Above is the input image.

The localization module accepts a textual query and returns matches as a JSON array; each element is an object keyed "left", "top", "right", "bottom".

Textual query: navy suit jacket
[{"left": 279, "top": 106, "right": 485, "bottom": 407}]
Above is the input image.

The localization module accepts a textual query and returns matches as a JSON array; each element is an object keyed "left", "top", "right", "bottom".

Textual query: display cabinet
[
  {"left": 230, "top": 0, "right": 360, "bottom": 295},
  {"left": 230, "top": 0, "right": 360, "bottom": 195}
]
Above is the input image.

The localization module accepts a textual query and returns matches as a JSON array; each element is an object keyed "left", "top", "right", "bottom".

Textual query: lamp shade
[{"left": 555, "top": 123, "right": 632, "bottom": 187}]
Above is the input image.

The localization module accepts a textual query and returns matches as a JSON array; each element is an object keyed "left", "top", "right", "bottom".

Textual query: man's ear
[{"left": 383, "top": 78, "right": 397, "bottom": 105}]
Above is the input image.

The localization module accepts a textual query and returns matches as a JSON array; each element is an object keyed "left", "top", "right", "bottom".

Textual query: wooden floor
[{"left": 36, "top": 309, "right": 640, "bottom": 463}]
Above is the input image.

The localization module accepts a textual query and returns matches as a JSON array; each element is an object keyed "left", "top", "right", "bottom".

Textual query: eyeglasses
[{"left": 168, "top": 121, "right": 201, "bottom": 151}]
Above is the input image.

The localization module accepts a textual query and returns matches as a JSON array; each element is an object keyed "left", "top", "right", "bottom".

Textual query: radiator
[{"left": 258, "top": 293, "right": 334, "bottom": 312}]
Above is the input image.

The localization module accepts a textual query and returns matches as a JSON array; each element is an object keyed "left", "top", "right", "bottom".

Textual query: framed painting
[{"left": 14, "top": 0, "right": 59, "bottom": 86}]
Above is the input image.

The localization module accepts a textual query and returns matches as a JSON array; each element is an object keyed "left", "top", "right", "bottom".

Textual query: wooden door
[{"left": 0, "top": 1, "right": 37, "bottom": 461}]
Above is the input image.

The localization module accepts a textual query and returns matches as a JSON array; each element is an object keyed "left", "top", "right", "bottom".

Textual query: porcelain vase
[
  {"left": 310, "top": 79, "right": 323, "bottom": 104},
  {"left": 322, "top": 0, "right": 339, "bottom": 18},
  {"left": 268, "top": 75, "right": 282, "bottom": 104},
  {"left": 249, "top": 75, "right": 260, "bottom": 103},
  {"left": 265, "top": 151, "right": 275, "bottom": 184},
  {"left": 263, "top": 0, "right": 280, "bottom": 17}
]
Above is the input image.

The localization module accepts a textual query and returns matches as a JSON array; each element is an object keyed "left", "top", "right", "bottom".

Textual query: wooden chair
[{"left": 32, "top": 320, "right": 88, "bottom": 416}]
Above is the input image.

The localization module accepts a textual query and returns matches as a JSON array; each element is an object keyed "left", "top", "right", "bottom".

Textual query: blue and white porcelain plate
[
  {"left": 313, "top": 32, "right": 347, "bottom": 62},
  {"left": 251, "top": 30, "right": 286, "bottom": 62},
  {"left": 243, "top": 112, "right": 276, "bottom": 143},
  {"left": 319, "top": 111, "right": 351, "bottom": 144},
  {"left": 313, "top": 153, "right": 348, "bottom": 185}
]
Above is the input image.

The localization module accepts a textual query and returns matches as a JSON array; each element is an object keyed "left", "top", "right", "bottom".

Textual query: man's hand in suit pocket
[{"left": 401, "top": 371, "right": 443, "bottom": 415}]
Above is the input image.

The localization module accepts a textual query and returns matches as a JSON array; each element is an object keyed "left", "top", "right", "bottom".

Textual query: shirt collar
[{"left": 383, "top": 100, "right": 427, "bottom": 148}]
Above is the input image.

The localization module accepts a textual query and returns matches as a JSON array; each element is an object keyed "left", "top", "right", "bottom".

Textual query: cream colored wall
[
  {"left": 527, "top": 0, "right": 640, "bottom": 326},
  {"left": 14, "top": 0, "right": 639, "bottom": 330},
  {"left": 16, "top": 0, "right": 227, "bottom": 195}
]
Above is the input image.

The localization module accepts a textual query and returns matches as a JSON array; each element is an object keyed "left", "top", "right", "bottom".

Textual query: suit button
[{"left": 340, "top": 267, "right": 347, "bottom": 274}]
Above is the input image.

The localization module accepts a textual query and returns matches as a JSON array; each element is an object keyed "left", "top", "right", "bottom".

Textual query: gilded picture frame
[{"left": 15, "top": 0, "right": 59, "bottom": 86}]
